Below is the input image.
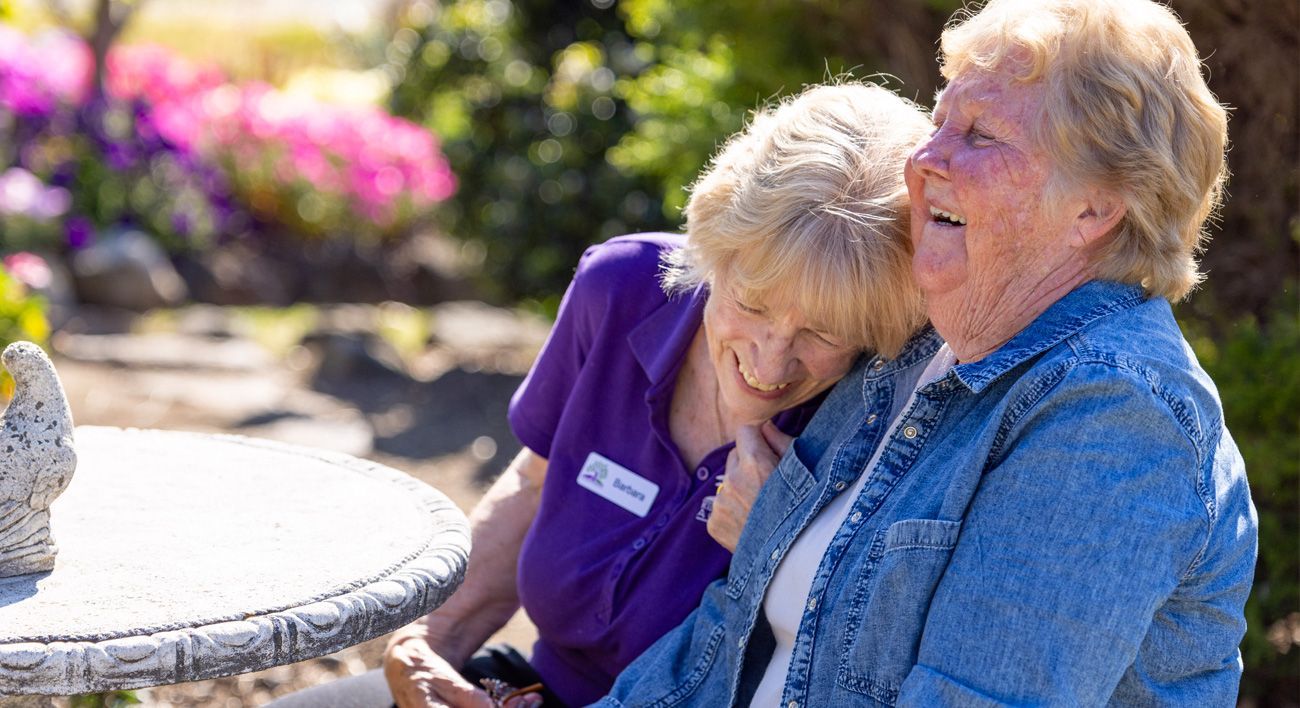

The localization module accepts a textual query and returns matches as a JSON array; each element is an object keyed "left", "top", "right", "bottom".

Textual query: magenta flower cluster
[
  {"left": 108, "top": 43, "right": 456, "bottom": 238},
  {"left": 0, "top": 25, "right": 456, "bottom": 248}
]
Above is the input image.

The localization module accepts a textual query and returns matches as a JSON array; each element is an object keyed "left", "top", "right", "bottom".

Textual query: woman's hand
[
  {"left": 384, "top": 630, "right": 494, "bottom": 708},
  {"left": 384, "top": 629, "right": 544, "bottom": 708},
  {"left": 708, "top": 421, "right": 794, "bottom": 551}
]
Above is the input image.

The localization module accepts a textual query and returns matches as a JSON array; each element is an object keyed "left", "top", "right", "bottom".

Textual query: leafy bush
[
  {"left": 386, "top": 0, "right": 672, "bottom": 303},
  {"left": 1183, "top": 299, "right": 1300, "bottom": 703}
]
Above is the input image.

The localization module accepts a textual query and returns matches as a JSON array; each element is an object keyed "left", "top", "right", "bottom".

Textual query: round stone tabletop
[{"left": 0, "top": 426, "right": 470, "bottom": 696}]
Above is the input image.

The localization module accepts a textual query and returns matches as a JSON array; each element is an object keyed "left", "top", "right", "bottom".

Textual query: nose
[
  {"left": 908, "top": 129, "right": 949, "bottom": 182},
  {"left": 749, "top": 324, "right": 798, "bottom": 381}
]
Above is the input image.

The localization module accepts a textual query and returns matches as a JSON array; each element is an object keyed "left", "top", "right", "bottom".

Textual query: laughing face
[
  {"left": 905, "top": 69, "right": 1099, "bottom": 355},
  {"left": 702, "top": 277, "right": 857, "bottom": 426}
]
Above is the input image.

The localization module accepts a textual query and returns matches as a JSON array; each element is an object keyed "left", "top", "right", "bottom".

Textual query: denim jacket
[{"left": 598, "top": 281, "right": 1258, "bottom": 707}]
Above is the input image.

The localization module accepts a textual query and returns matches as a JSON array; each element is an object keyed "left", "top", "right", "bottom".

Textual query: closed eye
[
  {"left": 968, "top": 119, "right": 1001, "bottom": 146},
  {"left": 809, "top": 330, "right": 844, "bottom": 348}
]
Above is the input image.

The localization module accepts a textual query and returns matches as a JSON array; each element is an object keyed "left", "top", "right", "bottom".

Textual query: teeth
[
  {"left": 929, "top": 205, "right": 967, "bottom": 226},
  {"left": 738, "top": 361, "right": 789, "bottom": 392}
]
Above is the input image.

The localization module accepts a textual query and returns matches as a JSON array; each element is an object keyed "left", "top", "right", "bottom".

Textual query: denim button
[
  {"left": 850, "top": 512, "right": 862, "bottom": 523},
  {"left": 788, "top": 701, "right": 799, "bottom": 708},
  {"left": 771, "top": 549, "right": 780, "bottom": 560},
  {"left": 834, "top": 481, "right": 847, "bottom": 491},
  {"left": 633, "top": 538, "right": 646, "bottom": 550},
  {"left": 873, "top": 359, "right": 886, "bottom": 371},
  {"left": 696, "top": 466, "right": 710, "bottom": 481},
  {"left": 866, "top": 413, "right": 878, "bottom": 425},
  {"left": 903, "top": 425, "right": 918, "bottom": 439},
  {"left": 738, "top": 637, "right": 746, "bottom": 648},
  {"left": 807, "top": 597, "right": 817, "bottom": 611}
]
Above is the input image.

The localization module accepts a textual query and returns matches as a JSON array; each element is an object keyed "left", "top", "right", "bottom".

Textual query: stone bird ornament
[{"left": 0, "top": 341, "right": 76, "bottom": 577}]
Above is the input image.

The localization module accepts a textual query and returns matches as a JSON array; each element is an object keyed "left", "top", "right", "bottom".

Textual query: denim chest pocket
[{"left": 836, "top": 518, "right": 963, "bottom": 706}]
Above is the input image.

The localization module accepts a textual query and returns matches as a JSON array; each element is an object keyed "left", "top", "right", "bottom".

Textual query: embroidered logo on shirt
[
  {"left": 696, "top": 495, "right": 715, "bottom": 522},
  {"left": 577, "top": 452, "right": 659, "bottom": 517}
]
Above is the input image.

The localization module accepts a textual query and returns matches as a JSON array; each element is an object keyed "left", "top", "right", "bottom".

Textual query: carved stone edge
[{"left": 0, "top": 427, "right": 471, "bottom": 696}]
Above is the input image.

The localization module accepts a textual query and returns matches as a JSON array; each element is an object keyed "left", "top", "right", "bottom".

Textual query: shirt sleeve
[
  {"left": 897, "top": 362, "right": 1225, "bottom": 706},
  {"left": 506, "top": 248, "right": 603, "bottom": 460}
]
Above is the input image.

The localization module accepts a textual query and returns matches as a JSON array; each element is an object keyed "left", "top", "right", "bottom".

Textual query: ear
[{"left": 1071, "top": 188, "right": 1126, "bottom": 248}]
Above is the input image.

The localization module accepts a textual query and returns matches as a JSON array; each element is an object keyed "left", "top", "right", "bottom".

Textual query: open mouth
[
  {"left": 929, "top": 205, "right": 967, "bottom": 226},
  {"left": 737, "top": 359, "right": 789, "bottom": 392}
]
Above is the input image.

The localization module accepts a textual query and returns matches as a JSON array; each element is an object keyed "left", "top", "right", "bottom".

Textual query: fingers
[
  {"left": 503, "top": 692, "right": 546, "bottom": 708},
  {"left": 734, "top": 424, "right": 779, "bottom": 483},
  {"left": 759, "top": 420, "right": 794, "bottom": 457},
  {"left": 422, "top": 669, "right": 496, "bottom": 708},
  {"left": 707, "top": 431, "right": 779, "bottom": 552},
  {"left": 384, "top": 636, "right": 494, "bottom": 708}
]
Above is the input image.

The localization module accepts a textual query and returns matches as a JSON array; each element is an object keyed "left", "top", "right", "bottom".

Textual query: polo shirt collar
[
  {"left": 628, "top": 282, "right": 708, "bottom": 389},
  {"left": 952, "top": 279, "right": 1147, "bottom": 393}
]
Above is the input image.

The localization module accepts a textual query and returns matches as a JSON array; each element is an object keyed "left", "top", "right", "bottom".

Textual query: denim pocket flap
[
  {"left": 777, "top": 441, "right": 817, "bottom": 498},
  {"left": 884, "top": 518, "right": 961, "bottom": 552}
]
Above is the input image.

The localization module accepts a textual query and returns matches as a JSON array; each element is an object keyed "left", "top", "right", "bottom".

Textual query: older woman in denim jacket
[{"left": 599, "top": 0, "right": 1258, "bottom": 706}]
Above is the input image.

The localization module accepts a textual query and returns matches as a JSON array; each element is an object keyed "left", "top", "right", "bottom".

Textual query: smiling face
[
  {"left": 702, "top": 277, "right": 858, "bottom": 426},
  {"left": 905, "top": 69, "right": 1100, "bottom": 359}
]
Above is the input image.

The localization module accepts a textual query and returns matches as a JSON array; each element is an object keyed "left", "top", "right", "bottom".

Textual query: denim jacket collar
[{"left": 951, "top": 280, "right": 1148, "bottom": 393}]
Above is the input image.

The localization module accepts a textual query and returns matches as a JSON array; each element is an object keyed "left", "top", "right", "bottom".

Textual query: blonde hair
[
  {"left": 662, "top": 82, "right": 931, "bottom": 357},
  {"left": 939, "top": 0, "right": 1228, "bottom": 301}
]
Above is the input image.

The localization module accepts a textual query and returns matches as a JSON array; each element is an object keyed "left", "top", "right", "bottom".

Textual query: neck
[
  {"left": 931, "top": 266, "right": 1091, "bottom": 363},
  {"left": 671, "top": 328, "right": 733, "bottom": 456}
]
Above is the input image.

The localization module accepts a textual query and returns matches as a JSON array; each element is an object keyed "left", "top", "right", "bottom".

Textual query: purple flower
[{"left": 65, "top": 217, "right": 96, "bottom": 249}]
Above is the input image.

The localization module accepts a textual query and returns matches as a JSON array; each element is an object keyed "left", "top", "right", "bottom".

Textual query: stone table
[{"left": 0, "top": 426, "right": 470, "bottom": 698}]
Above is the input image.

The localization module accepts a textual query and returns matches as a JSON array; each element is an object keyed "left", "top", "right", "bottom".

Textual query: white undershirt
[{"left": 751, "top": 345, "right": 956, "bottom": 706}]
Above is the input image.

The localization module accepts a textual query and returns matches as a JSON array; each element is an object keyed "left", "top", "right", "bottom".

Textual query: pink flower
[{"left": 2, "top": 252, "right": 53, "bottom": 290}]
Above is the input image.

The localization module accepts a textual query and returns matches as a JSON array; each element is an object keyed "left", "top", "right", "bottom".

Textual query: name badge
[{"left": 577, "top": 452, "right": 659, "bottom": 517}]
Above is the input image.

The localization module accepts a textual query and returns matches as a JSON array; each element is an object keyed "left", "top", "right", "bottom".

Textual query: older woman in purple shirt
[{"left": 377, "top": 82, "right": 931, "bottom": 708}]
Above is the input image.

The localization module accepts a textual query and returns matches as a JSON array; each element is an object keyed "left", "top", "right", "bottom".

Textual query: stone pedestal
[{"left": 0, "top": 427, "right": 469, "bottom": 696}]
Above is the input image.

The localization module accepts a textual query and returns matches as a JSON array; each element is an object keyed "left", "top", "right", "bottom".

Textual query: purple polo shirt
[{"left": 507, "top": 233, "right": 824, "bottom": 706}]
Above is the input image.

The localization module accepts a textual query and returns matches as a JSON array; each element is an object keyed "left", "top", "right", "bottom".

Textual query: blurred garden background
[{"left": 0, "top": 0, "right": 1295, "bottom": 705}]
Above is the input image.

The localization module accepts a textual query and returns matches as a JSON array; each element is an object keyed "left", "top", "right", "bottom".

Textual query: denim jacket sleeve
[{"left": 898, "top": 360, "right": 1254, "bottom": 706}]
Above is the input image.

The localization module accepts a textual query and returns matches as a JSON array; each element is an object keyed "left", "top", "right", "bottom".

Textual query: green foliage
[
  {"left": 1182, "top": 298, "right": 1300, "bottom": 702},
  {"left": 387, "top": 0, "right": 674, "bottom": 301},
  {"left": 612, "top": 0, "right": 959, "bottom": 215},
  {"left": 0, "top": 261, "right": 51, "bottom": 398},
  {"left": 68, "top": 690, "right": 141, "bottom": 707},
  {"left": 386, "top": 0, "right": 962, "bottom": 300}
]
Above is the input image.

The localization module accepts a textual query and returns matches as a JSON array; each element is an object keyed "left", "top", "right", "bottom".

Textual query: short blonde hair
[
  {"left": 662, "top": 82, "right": 931, "bottom": 357},
  {"left": 939, "top": 0, "right": 1229, "bottom": 301}
]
